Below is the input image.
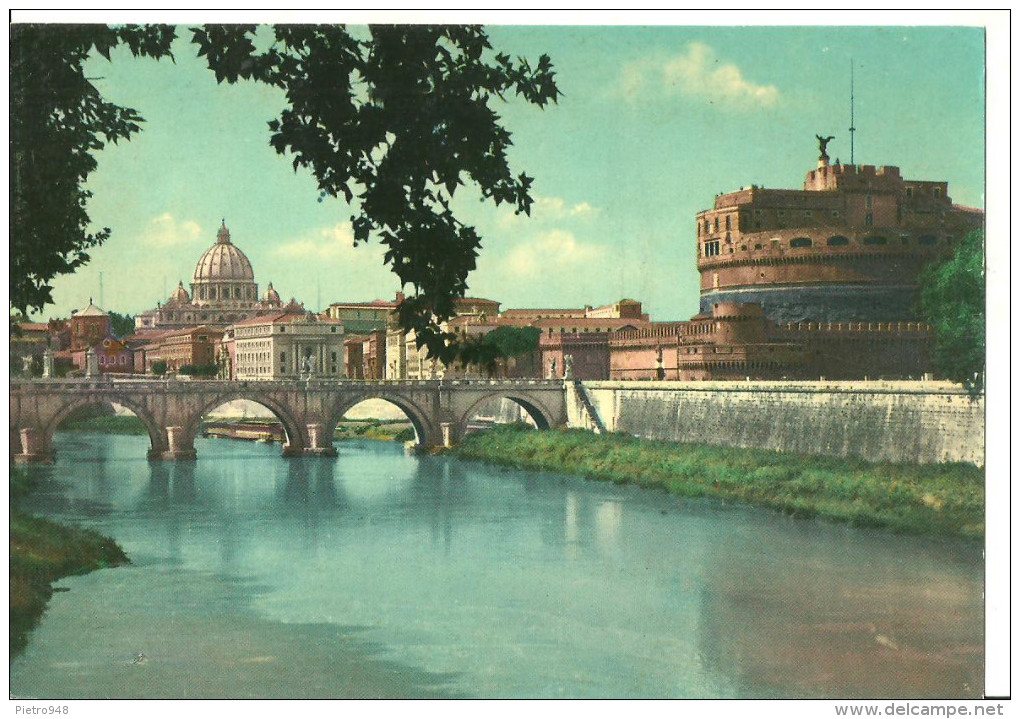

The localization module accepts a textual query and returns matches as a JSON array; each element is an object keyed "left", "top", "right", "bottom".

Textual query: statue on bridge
[
  {"left": 547, "top": 358, "right": 557, "bottom": 380},
  {"left": 563, "top": 354, "right": 574, "bottom": 380}
]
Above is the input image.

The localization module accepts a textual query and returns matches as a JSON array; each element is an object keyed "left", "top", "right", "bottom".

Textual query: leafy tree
[
  {"left": 107, "top": 311, "right": 135, "bottom": 339},
  {"left": 484, "top": 325, "right": 541, "bottom": 358},
  {"left": 12, "top": 24, "right": 558, "bottom": 362},
  {"left": 190, "top": 25, "right": 559, "bottom": 362},
  {"left": 458, "top": 325, "right": 541, "bottom": 377},
  {"left": 151, "top": 360, "right": 168, "bottom": 376},
  {"left": 10, "top": 24, "right": 176, "bottom": 317},
  {"left": 917, "top": 229, "right": 985, "bottom": 395}
]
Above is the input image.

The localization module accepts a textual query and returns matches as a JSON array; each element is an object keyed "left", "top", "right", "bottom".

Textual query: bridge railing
[{"left": 10, "top": 377, "right": 568, "bottom": 391}]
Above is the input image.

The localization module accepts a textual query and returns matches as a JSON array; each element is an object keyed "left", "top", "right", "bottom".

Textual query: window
[
  {"left": 281, "top": 352, "right": 286, "bottom": 363},
  {"left": 704, "top": 240, "right": 721, "bottom": 257},
  {"left": 827, "top": 236, "right": 850, "bottom": 246},
  {"left": 866, "top": 195, "right": 873, "bottom": 209},
  {"left": 713, "top": 217, "right": 719, "bottom": 232},
  {"left": 934, "top": 187, "right": 942, "bottom": 199},
  {"left": 280, "top": 326, "right": 286, "bottom": 333},
  {"left": 725, "top": 215, "right": 731, "bottom": 230},
  {"left": 906, "top": 187, "right": 914, "bottom": 198},
  {"left": 790, "top": 237, "right": 812, "bottom": 248},
  {"left": 863, "top": 236, "right": 887, "bottom": 245},
  {"left": 865, "top": 213, "right": 873, "bottom": 226},
  {"left": 330, "top": 327, "right": 337, "bottom": 333}
]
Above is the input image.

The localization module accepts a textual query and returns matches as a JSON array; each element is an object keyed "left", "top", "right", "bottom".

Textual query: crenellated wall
[{"left": 567, "top": 380, "right": 983, "bottom": 466}]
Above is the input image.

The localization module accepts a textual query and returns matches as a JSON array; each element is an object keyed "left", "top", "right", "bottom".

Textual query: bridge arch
[
  {"left": 456, "top": 391, "right": 556, "bottom": 440},
  {"left": 184, "top": 393, "right": 308, "bottom": 456},
  {"left": 46, "top": 396, "right": 166, "bottom": 459},
  {"left": 327, "top": 391, "right": 438, "bottom": 450}
]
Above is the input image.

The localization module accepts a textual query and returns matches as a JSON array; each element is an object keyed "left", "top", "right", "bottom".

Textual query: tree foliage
[
  {"left": 458, "top": 325, "right": 541, "bottom": 375},
  {"left": 917, "top": 229, "right": 985, "bottom": 395},
  {"left": 190, "top": 25, "right": 559, "bottom": 361},
  {"left": 10, "top": 24, "right": 176, "bottom": 316},
  {"left": 107, "top": 311, "right": 135, "bottom": 339}
]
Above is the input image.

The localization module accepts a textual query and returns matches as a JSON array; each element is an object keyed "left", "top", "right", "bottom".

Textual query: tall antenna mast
[{"left": 849, "top": 59, "right": 856, "bottom": 165}]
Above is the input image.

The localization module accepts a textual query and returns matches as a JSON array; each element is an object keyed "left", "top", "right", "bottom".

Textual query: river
[{"left": 10, "top": 432, "right": 983, "bottom": 699}]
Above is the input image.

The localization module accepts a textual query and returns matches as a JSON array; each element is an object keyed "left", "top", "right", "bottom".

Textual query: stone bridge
[{"left": 9, "top": 378, "right": 568, "bottom": 463}]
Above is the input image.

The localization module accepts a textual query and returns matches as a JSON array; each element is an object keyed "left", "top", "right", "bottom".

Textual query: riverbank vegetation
[
  {"left": 57, "top": 414, "right": 148, "bottom": 435},
  {"left": 454, "top": 425, "right": 984, "bottom": 539},
  {"left": 10, "top": 470, "right": 129, "bottom": 657}
]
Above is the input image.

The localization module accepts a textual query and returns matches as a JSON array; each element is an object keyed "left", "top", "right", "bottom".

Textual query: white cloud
[
  {"left": 497, "top": 195, "right": 599, "bottom": 229},
  {"left": 621, "top": 43, "right": 779, "bottom": 108},
  {"left": 504, "top": 229, "right": 604, "bottom": 276},
  {"left": 142, "top": 213, "right": 203, "bottom": 247},
  {"left": 274, "top": 222, "right": 379, "bottom": 261}
]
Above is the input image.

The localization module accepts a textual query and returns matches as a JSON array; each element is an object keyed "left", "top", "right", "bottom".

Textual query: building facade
[
  {"left": 69, "top": 300, "right": 111, "bottom": 351},
  {"left": 230, "top": 312, "right": 345, "bottom": 381}
]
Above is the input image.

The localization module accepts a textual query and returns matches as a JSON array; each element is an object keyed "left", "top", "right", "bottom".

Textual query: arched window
[
  {"left": 790, "top": 237, "right": 812, "bottom": 248},
  {"left": 863, "top": 236, "right": 887, "bottom": 245},
  {"left": 827, "top": 236, "right": 850, "bottom": 246}
]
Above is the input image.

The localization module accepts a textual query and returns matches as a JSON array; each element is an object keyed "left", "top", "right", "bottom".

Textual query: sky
[{"left": 19, "top": 14, "right": 992, "bottom": 323}]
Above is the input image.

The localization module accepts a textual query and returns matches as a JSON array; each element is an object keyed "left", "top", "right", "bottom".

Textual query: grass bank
[
  {"left": 335, "top": 419, "right": 415, "bottom": 442},
  {"left": 453, "top": 425, "right": 984, "bottom": 539},
  {"left": 10, "top": 471, "right": 129, "bottom": 657},
  {"left": 58, "top": 414, "right": 148, "bottom": 435}
]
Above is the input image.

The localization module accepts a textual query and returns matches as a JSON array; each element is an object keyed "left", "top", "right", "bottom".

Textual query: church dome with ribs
[{"left": 190, "top": 220, "right": 259, "bottom": 307}]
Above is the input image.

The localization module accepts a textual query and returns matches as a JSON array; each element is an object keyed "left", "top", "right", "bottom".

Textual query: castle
[
  {"left": 696, "top": 149, "right": 983, "bottom": 322},
  {"left": 541, "top": 143, "right": 983, "bottom": 382}
]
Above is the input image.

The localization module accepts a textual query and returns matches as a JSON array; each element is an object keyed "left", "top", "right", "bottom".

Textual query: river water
[{"left": 11, "top": 433, "right": 983, "bottom": 699}]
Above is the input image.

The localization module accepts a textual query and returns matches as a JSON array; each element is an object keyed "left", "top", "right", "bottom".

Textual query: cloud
[
  {"left": 142, "top": 213, "right": 203, "bottom": 247},
  {"left": 273, "top": 222, "right": 381, "bottom": 262},
  {"left": 496, "top": 195, "right": 600, "bottom": 229},
  {"left": 620, "top": 43, "right": 779, "bottom": 108},
  {"left": 504, "top": 229, "right": 604, "bottom": 276}
]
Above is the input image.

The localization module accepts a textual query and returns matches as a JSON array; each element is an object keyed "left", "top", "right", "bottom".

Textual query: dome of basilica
[{"left": 192, "top": 221, "right": 255, "bottom": 283}]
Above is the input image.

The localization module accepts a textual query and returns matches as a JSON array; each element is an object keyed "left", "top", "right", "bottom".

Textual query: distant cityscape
[{"left": 12, "top": 147, "right": 982, "bottom": 384}]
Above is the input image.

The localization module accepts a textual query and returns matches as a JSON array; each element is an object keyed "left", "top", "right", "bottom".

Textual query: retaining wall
[{"left": 567, "top": 380, "right": 984, "bottom": 466}]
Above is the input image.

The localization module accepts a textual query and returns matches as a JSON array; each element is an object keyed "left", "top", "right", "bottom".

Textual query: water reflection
[{"left": 14, "top": 432, "right": 984, "bottom": 700}]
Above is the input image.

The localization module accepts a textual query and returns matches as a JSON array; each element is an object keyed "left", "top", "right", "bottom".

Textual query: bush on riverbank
[
  {"left": 453, "top": 426, "right": 984, "bottom": 539},
  {"left": 9, "top": 471, "right": 129, "bottom": 657}
]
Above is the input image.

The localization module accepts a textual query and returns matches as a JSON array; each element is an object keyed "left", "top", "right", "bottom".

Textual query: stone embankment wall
[{"left": 567, "top": 380, "right": 983, "bottom": 466}]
